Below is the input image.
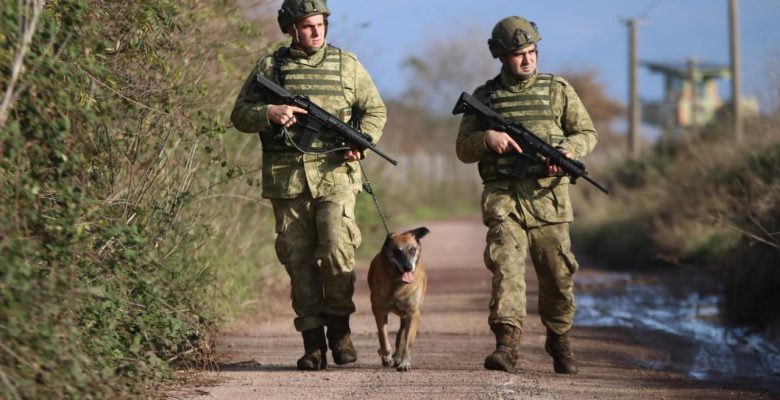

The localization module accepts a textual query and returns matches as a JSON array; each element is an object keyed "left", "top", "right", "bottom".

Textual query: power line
[{"left": 639, "top": 0, "right": 663, "bottom": 19}]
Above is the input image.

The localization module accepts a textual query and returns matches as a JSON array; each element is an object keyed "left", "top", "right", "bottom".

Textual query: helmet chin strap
[{"left": 292, "top": 25, "right": 301, "bottom": 46}]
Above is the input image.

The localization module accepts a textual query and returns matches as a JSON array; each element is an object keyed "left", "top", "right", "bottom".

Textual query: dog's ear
[
  {"left": 408, "top": 227, "right": 430, "bottom": 240},
  {"left": 383, "top": 233, "right": 395, "bottom": 247}
]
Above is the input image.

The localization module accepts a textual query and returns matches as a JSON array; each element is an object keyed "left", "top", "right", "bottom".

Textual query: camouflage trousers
[
  {"left": 271, "top": 190, "right": 361, "bottom": 332},
  {"left": 484, "top": 216, "right": 579, "bottom": 335}
]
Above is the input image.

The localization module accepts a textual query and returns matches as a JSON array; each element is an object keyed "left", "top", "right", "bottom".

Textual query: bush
[
  {"left": 0, "top": 1, "right": 278, "bottom": 397},
  {"left": 573, "top": 117, "right": 780, "bottom": 329}
]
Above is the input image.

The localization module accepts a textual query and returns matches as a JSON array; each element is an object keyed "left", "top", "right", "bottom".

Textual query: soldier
[
  {"left": 456, "top": 16, "right": 598, "bottom": 374},
  {"left": 231, "top": 0, "right": 386, "bottom": 371}
]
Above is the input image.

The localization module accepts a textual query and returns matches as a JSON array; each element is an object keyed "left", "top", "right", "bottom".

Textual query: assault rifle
[
  {"left": 255, "top": 73, "right": 398, "bottom": 166},
  {"left": 452, "top": 92, "right": 609, "bottom": 194}
]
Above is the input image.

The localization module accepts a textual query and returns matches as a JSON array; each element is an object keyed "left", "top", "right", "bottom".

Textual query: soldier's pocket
[
  {"left": 530, "top": 176, "right": 572, "bottom": 223},
  {"left": 483, "top": 222, "right": 502, "bottom": 273},
  {"left": 483, "top": 219, "right": 518, "bottom": 273},
  {"left": 481, "top": 189, "right": 515, "bottom": 226},
  {"left": 272, "top": 206, "right": 292, "bottom": 265},
  {"left": 264, "top": 160, "right": 296, "bottom": 192},
  {"left": 559, "top": 232, "right": 579, "bottom": 276},
  {"left": 323, "top": 158, "right": 352, "bottom": 190},
  {"left": 563, "top": 248, "right": 579, "bottom": 276},
  {"left": 342, "top": 202, "right": 361, "bottom": 248}
]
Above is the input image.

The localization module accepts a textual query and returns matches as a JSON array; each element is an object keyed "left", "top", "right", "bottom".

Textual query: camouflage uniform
[
  {"left": 456, "top": 68, "right": 597, "bottom": 336},
  {"left": 231, "top": 42, "right": 386, "bottom": 332}
]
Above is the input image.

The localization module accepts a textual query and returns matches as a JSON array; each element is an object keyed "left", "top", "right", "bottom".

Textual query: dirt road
[{"left": 170, "top": 218, "right": 775, "bottom": 399}]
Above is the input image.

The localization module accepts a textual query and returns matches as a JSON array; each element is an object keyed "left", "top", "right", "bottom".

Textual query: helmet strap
[
  {"left": 535, "top": 45, "right": 540, "bottom": 66},
  {"left": 323, "top": 18, "right": 328, "bottom": 38},
  {"left": 291, "top": 24, "right": 301, "bottom": 46}
]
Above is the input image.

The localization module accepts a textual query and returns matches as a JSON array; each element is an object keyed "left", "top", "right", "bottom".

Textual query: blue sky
[{"left": 325, "top": 0, "right": 780, "bottom": 111}]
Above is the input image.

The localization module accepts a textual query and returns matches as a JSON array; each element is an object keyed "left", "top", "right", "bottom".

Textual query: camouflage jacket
[
  {"left": 231, "top": 42, "right": 387, "bottom": 199},
  {"left": 455, "top": 69, "right": 598, "bottom": 227}
]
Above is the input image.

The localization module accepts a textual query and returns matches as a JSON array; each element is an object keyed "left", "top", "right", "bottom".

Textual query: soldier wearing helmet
[
  {"left": 456, "top": 16, "right": 598, "bottom": 375},
  {"left": 231, "top": 0, "right": 386, "bottom": 371}
]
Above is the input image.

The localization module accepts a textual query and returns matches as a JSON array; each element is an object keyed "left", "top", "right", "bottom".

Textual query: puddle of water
[{"left": 575, "top": 273, "right": 780, "bottom": 384}]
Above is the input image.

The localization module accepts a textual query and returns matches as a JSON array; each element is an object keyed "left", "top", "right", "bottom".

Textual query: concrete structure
[{"left": 641, "top": 60, "right": 757, "bottom": 136}]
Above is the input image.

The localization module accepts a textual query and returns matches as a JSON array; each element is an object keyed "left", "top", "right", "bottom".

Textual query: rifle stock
[{"left": 453, "top": 92, "right": 609, "bottom": 194}]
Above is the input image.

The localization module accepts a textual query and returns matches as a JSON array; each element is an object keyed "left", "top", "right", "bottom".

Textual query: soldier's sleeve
[
  {"left": 351, "top": 58, "right": 386, "bottom": 142},
  {"left": 455, "top": 86, "right": 491, "bottom": 164},
  {"left": 555, "top": 78, "right": 598, "bottom": 159},
  {"left": 230, "top": 57, "right": 274, "bottom": 134}
]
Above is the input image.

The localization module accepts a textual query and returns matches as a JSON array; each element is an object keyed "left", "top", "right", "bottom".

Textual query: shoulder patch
[
  {"left": 552, "top": 75, "right": 570, "bottom": 87},
  {"left": 257, "top": 55, "right": 275, "bottom": 75},
  {"left": 340, "top": 49, "right": 359, "bottom": 63}
]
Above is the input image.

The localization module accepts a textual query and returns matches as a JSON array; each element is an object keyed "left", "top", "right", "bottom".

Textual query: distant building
[{"left": 641, "top": 60, "right": 757, "bottom": 135}]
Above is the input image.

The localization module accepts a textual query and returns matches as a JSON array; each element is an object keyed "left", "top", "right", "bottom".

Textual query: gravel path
[{"left": 168, "top": 218, "right": 775, "bottom": 400}]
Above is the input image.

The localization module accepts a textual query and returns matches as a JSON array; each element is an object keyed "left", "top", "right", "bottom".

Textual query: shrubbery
[
  {"left": 1, "top": 1, "right": 278, "bottom": 397},
  {"left": 573, "top": 118, "right": 780, "bottom": 330}
]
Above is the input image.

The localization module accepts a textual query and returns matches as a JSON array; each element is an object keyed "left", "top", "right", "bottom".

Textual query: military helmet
[
  {"left": 277, "top": 0, "right": 331, "bottom": 33},
  {"left": 487, "top": 16, "right": 541, "bottom": 58}
]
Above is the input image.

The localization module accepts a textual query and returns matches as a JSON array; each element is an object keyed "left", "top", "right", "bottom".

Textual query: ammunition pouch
[{"left": 479, "top": 153, "right": 548, "bottom": 182}]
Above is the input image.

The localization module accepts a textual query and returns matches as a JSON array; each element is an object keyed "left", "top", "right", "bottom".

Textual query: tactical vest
[
  {"left": 260, "top": 45, "right": 352, "bottom": 152},
  {"left": 477, "top": 73, "right": 566, "bottom": 182}
]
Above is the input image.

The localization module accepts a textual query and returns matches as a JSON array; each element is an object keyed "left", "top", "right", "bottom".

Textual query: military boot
[
  {"left": 545, "top": 329, "right": 578, "bottom": 374},
  {"left": 297, "top": 327, "right": 328, "bottom": 371},
  {"left": 484, "top": 324, "right": 521, "bottom": 372},
  {"left": 326, "top": 315, "right": 357, "bottom": 365}
]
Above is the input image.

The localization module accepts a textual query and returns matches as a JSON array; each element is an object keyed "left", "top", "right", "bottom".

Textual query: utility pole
[
  {"left": 624, "top": 18, "right": 641, "bottom": 157},
  {"left": 688, "top": 58, "right": 699, "bottom": 139},
  {"left": 729, "top": 0, "right": 743, "bottom": 143}
]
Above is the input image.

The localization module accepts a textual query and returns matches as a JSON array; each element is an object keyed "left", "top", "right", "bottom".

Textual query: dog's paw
[
  {"left": 391, "top": 353, "right": 401, "bottom": 367},
  {"left": 381, "top": 355, "right": 393, "bottom": 367},
  {"left": 395, "top": 358, "right": 412, "bottom": 372}
]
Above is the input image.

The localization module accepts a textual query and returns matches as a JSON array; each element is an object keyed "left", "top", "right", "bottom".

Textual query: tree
[
  {"left": 558, "top": 67, "right": 625, "bottom": 155},
  {"left": 400, "top": 25, "right": 497, "bottom": 116}
]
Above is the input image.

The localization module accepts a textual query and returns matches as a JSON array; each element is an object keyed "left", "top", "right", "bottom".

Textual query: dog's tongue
[{"left": 401, "top": 271, "right": 414, "bottom": 284}]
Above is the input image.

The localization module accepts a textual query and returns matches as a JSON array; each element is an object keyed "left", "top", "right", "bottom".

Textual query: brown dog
[{"left": 367, "top": 227, "right": 430, "bottom": 372}]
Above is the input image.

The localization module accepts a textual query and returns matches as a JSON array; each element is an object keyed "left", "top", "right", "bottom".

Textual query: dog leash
[{"left": 358, "top": 159, "right": 391, "bottom": 235}]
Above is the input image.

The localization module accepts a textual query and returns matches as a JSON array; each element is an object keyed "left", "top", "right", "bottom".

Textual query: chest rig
[
  {"left": 260, "top": 45, "right": 353, "bottom": 152},
  {"left": 478, "top": 73, "right": 565, "bottom": 182}
]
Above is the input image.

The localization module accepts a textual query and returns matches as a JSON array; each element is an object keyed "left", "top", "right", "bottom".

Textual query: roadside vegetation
[
  {"left": 4, "top": 1, "right": 776, "bottom": 398},
  {"left": 0, "top": 1, "right": 280, "bottom": 398},
  {"left": 572, "top": 116, "right": 780, "bottom": 331}
]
